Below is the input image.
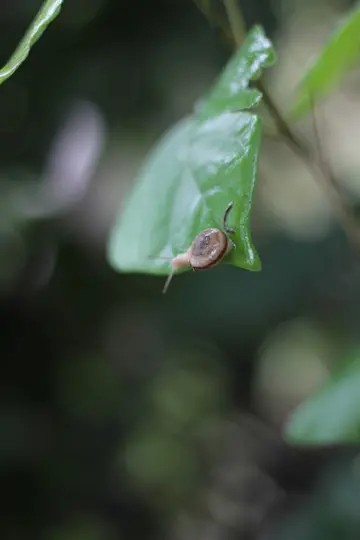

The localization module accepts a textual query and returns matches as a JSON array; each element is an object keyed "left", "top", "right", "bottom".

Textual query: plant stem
[
  {"left": 223, "top": 0, "right": 245, "bottom": 47},
  {"left": 308, "top": 101, "right": 360, "bottom": 249},
  {"left": 257, "top": 83, "right": 360, "bottom": 249},
  {"left": 257, "top": 81, "right": 304, "bottom": 154}
]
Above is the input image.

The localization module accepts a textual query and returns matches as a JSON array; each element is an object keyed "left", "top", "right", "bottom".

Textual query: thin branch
[
  {"left": 193, "top": 0, "right": 217, "bottom": 26},
  {"left": 309, "top": 99, "right": 360, "bottom": 248},
  {"left": 193, "top": 0, "right": 233, "bottom": 42},
  {"left": 260, "top": 86, "right": 360, "bottom": 249},
  {"left": 257, "top": 81, "right": 304, "bottom": 154},
  {"left": 223, "top": 0, "right": 245, "bottom": 47},
  {"left": 310, "top": 97, "right": 337, "bottom": 192}
]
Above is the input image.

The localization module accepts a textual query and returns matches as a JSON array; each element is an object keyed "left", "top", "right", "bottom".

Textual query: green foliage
[
  {"left": 0, "top": 0, "right": 63, "bottom": 85},
  {"left": 198, "top": 27, "right": 275, "bottom": 117},
  {"left": 107, "top": 26, "right": 275, "bottom": 276},
  {"left": 285, "top": 352, "right": 360, "bottom": 445},
  {"left": 292, "top": 5, "right": 360, "bottom": 116}
]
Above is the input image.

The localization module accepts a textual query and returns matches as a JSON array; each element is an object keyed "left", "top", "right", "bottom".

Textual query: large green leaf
[
  {"left": 108, "top": 26, "right": 275, "bottom": 276},
  {"left": 0, "top": 0, "right": 63, "bottom": 85},
  {"left": 285, "top": 352, "right": 360, "bottom": 445},
  {"left": 292, "top": 5, "right": 360, "bottom": 117}
]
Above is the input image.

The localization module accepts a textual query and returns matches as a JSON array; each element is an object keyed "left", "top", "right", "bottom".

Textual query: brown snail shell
[
  {"left": 189, "top": 228, "right": 229, "bottom": 270},
  {"left": 162, "top": 202, "right": 234, "bottom": 293}
]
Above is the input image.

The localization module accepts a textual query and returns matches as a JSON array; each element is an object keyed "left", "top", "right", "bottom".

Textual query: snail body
[{"left": 162, "top": 202, "right": 235, "bottom": 293}]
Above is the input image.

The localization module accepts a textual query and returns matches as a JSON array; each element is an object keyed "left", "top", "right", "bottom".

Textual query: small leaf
[
  {"left": 285, "top": 352, "right": 360, "bottom": 445},
  {"left": 108, "top": 26, "right": 275, "bottom": 277},
  {"left": 198, "top": 26, "right": 275, "bottom": 118},
  {"left": 292, "top": 5, "right": 360, "bottom": 116},
  {"left": 0, "top": 0, "right": 63, "bottom": 86}
]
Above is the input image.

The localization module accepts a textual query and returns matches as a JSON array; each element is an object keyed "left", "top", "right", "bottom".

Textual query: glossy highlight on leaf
[
  {"left": 0, "top": 0, "right": 63, "bottom": 85},
  {"left": 285, "top": 353, "right": 360, "bottom": 445},
  {"left": 198, "top": 26, "right": 275, "bottom": 118},
  {"left": 108, "top": 26, "right": 275, "bottom": 277},
  {"left": 292, "top": 5, "right": 360, "bottom": 117}
]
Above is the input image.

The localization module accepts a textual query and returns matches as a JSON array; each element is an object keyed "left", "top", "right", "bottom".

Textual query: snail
[{"left": 162, "top": 201, "right": 235, "bottom": 293}]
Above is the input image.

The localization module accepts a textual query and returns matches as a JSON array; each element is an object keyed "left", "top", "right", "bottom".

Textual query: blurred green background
[{"left": 1, "top": 0, "right": 360, "bottom": 539}]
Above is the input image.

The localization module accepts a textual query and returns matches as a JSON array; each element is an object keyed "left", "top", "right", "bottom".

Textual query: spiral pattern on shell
[{"left": 189, "top": 228, "right": 228, "bottom": 270}]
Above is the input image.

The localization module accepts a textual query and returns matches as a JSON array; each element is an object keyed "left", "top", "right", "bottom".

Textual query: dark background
[{"left": 1, "top": 1, "right": 360, "bottom": 539}]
